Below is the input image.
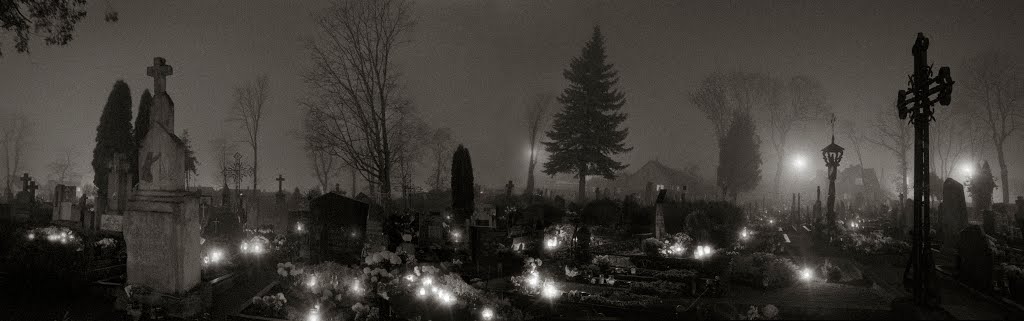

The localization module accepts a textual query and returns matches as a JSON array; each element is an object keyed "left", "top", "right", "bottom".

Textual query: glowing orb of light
[
  {"left": 541, "top": 283, "right": 560, "bottom": 299},
  {"left": 481, "top": 307, "right": 495, "bottom": 320},
  {"left": 801, "top": 267, "right": 813, "bottom": 281}
]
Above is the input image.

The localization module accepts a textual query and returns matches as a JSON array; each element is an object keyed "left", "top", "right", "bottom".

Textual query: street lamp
[{"left": 822, "top": 116, "right": 844, "bottom": 237}]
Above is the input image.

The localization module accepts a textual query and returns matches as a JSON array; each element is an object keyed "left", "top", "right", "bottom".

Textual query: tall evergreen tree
[
  {"left": 968, "top": 161, "right": 997, "bottom": 211},
  {"left": 543, "top": 26, "right": 631, "bottom": 203},
  {"left": 717, "top": 111, "right": 762, "bottom": 202},
  {"left": 451, "top": 144, "right": 475, "bottom": 220},
  {"left": 131, "top": 89, "right": 153, "bottom": 186},
  {"left": 92, "top": 80, "right": 134, "bottom": 204}
]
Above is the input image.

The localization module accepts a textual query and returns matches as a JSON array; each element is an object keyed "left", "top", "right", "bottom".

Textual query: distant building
[
  {"left": 592, "top": 160, "right": 715, "bottom": 203},
  {"left": 835, "top": 164, "right": 890, "bottom": 209}
]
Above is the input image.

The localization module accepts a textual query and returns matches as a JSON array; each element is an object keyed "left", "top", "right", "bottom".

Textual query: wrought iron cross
[{"left": 895, "top": 32, "right": 954, "bottom": 307}]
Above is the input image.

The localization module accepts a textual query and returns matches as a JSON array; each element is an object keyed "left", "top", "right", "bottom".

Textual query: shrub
[
  {"left": 642, "top": 238, "right": 662, "bottom": 257},
  {"left": 628, "top": 280, "right": 688, "bottom": 297},
  {"left": 727, "top": 252, "right": 797, "bottom": 289},
  {"left": 653, "top": 269, "right": 697, "bottom": 282},
  {"left": 579, "top": 290, "right": 660, "bottom": 308}
]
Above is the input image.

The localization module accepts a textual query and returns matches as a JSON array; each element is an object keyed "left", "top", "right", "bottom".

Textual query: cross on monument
[
  {"left": 894, "top": 32, "right": 954, "bottom": 307},
  {"left": 26, "top": 179, "right": 39, "bottom": 197},
  {"left": 20, "top": 173, "right": 31, "bottom": 191},
  {"left": 146, "top": 57, "right": 174, "bottom": 94},
  {"left": 276, "top": 174, "right": 285, "bottom": 194}
]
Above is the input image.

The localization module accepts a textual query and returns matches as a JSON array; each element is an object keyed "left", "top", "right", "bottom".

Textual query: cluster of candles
[
  {"left": 409, "top": 275, "right": 456, "bottom": 306},
  {"left": 523, "top": 269, "right": 560, "bottom": 300},
  {"left": 202, "top": 248, "right": 225, "bottom": 265},
  {"left": 240, "top": 241, "right": 264, "bottom": 255},
  {"left": 27, "top": 230, "right": 74, "bottom": 244},
  {"left": 544, "top": 237, "right": 559, "bottom": 249},
  {"left": 693, "top": 245, "right": 713, "bottom": 260}
]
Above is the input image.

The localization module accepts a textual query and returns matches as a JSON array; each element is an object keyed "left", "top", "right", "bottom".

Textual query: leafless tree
[
  {"left": 1, "top": 112, "right": 32, "bottom": 195},
  {"left": 524, "top": 93, "right": 554, "bottom": 197},
  {"left": 301, "top": 0, "right": 414, "bottom": 208},
  {"left": 308, "top": 147, "right": 340, "bottom": 193},
  {"left": 864, "top": 105, "right": 912, "bottom": 198},
  {"left": 230, "top": 75, "right": 269, "bottom": 194},
  {"left": 959, "top": 52, "right": 1024, "bottom": 203},
  {"left": 766, "top": 76, "right": 829, "bottom": 193},
  {"left": 209, "top": 136, "right": 238, "bottom": 188},
  {"left": 428, "top": 127, "right": 453, "bottom": 192},
  {"left": 393, "top": 116, "right": 430, "bottom": 205},
  {"left": 48, "top": 148, "right": 80, "bottom": 185},
  {"left": 931, "top": 107, "right": 977, "bottom": 179},
  {"left": 691, "top": 72, "right": 775, "bottom": 143}
]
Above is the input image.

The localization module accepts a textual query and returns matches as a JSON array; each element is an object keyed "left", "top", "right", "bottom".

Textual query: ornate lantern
[{"left": 821, "top": 132, "right": 844, "bottom": 236}]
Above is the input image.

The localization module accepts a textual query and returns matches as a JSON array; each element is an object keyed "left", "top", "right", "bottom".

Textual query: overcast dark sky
[{"left": 2, "top": 0, "right": 1023, "bottom": 195}]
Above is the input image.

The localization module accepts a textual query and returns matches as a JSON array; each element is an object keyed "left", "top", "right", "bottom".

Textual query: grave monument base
[{"left": 123, "top": 189, "right": 202, "bottom": 295}]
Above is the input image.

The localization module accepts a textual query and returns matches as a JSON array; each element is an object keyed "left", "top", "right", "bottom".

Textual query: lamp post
[{"left": 821, "top": 115, "right": 844, "bottom": 238}]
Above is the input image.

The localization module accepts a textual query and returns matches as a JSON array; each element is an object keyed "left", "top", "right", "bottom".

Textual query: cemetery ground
[{"left": 4, "top": 192, "right": 1024, "bottom": 320}]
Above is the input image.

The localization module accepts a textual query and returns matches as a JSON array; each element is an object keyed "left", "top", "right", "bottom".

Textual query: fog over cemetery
[{"left": 4, "top": 0, "right": 1024, "bottom": 320}]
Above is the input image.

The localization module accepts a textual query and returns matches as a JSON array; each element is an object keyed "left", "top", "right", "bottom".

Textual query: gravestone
[
  {"left": 1015, "top": 197, "right": 1024, "bottom": 239},
  {"left": 956, "top": 225, "right": 995, "bottom": 291},
  {"left": 52, "top": 184, "right": 78, "bottom": 221},
  {"left": 940, "top": 178, "right": 967, "bottom": 245},
  {"left": 122, "top": 58, "right": 205, "bottom": 314},
  {"left": 309, "top": 192, "right": 370, "bottom": 263},
  {"left": 654, "top": 189, "right": 667, "bottom": 239}
]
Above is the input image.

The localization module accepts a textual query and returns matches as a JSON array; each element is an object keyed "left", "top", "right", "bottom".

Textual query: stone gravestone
[
  {"left": 956, "top": 225, "right": 995, "bottom": 291},
  {"left": 940, "top": 178, "right": 968, "bottom": 245},
  {"left": 121, "top": 57, "right": 207, "bottom": 317},
  {"left": 52, "top": 184, "right": 78, "bottom": 222},
  {"left": 654, "top": 189, "right": 667, "bottom": 239}
]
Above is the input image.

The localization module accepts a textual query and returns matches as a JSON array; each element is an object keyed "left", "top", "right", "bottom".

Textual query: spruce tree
[
  {"left": 543, "top": 26, "right": 631, "bottom": 203},
  {"left": 451, "top": 144, "right": 475, "bottom": 220},
  {"left": 131, "top": 89, "right": 153, "bottom": 186},
  {"left": 92, "top": 80, "right": 134, "bottom": 203},
  {"left": 717, "top": 111, "right": 762, "bottom": 202},
  {"left": 968, "top": 161, "right": 997, "bottom": 211}
]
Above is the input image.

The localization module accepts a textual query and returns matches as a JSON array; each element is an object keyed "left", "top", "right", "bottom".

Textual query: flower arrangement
[
  {"left": 739, "top": 304, "right": 779, "bottom": 320},
  {"left": 250, "top": 292, "right": 288, "bottom": 319},
  {"left": 95, "top": 237, "right": 117, "bottom": 248},
  {"left": 727, "top": 252, "right": 798, "bottom": 289},
  {"left": 834, "top": 231, "right": 909, "bottom": 256}
]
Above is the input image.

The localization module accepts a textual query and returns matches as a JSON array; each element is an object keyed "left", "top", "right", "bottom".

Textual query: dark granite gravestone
[
  {"left": 308, "top": 192, "right": 369, "bottom": 263},
  {"left": 940, "top": 178, "right": 967, "bottom": 245},
  {"left": 956, "top": 225, "right": 995, "bottom": 291}
]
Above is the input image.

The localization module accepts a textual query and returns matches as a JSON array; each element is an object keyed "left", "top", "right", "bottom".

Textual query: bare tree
[
  {"left": 931, "top": 107, "right": 977, "bottom": 179},
  {"left": 1, "top": 112, "right": 32, "bottom": 195},
  {"left": 230, "top": 75, "right": 269, "bottom": 194},
  {"left": 960, "top": 52, "right": 1024, "bottom": 203},
  {"left": 308, "top": 147, "right": 340, "bottom": 193},
  {"left": 864, "top": 105, "right": 912, "bottom": 198},
  {"left": 766, "top": 76, "right": 829, "bottom": 193},
  {"left": 428, "top": 127, "right": 453, "bottom": 192},
  {"left": 302, "top": 0, "right": 414, "bottom": 208},
  {"left": 524, "top": 93, "right": 554, "bottom": 197},
  {"left": 691, "top": 72, "right": 775, "bottom": 142},
  {"left": 393, "top": 115, "right": 430, "bottom": 205},
  {"left": 47, "top": 148, "right": 80, "bottom": 185},
  {"left": 209, "top": 136, "right": 238, "bottom": 189}
]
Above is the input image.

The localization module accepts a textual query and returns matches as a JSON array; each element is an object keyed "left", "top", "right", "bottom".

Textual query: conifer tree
[
  {"left": 92, "top": 80, "right": 134, "bottom": 204},
  {"left": 717, "top": 111, "right": 762, "bottom": 202},
  {"left": 543, "top": 26, "right": 631, "bottom": 203},
  {"left": 451, "top": 144, "right": 475, "bottom": 220},
  {"left": 130, "top": 89, "right": 153, "bottom": 186}
]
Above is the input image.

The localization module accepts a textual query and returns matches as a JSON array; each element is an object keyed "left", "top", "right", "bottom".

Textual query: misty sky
[{"left": 2, "top": 0, "right": 1023, "bottom": 196}]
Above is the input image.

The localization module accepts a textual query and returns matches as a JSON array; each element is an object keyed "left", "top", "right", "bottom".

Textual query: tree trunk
[
  {"left": 351, "top": 167, "right": 357, "bottom": 196},
  {"left": 525, "top": 156, "right": 536, "bottom": 197},
  {"left": 774, "top": 153, "right": 784, "bottom": 196},
  {"left": 252, "top": 144, "right": 259, "bottom": 227},
  {"left": 577, "top": 169, "right": 587, "bottom": 204},
  {"left": 996, "top": 139, "right": 1010, "bottom": 203}
]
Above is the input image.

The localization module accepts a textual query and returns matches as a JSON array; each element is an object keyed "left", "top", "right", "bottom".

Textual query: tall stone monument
[
  {"left": 939, "top": 178, "right": 967, "bottom": 245},
  {"left": 122, "top": 58, "right": 205, "bottom": 312},
  {"left": 654, "top": 189, "right": 667, "bottom": 239}
]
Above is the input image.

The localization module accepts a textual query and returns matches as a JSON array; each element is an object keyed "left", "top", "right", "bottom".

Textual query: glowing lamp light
[
  {"left": 960, "top": 163, "right": 974, "bottom": 177},
  {"left": 526, "top": 272, "right": 540, "bottom": 288},
  {"left": 800, "top": 267, "right": 813, "bottom": 281},
  {"left": 351, "top": 280, "right": 363, "bottom": 294},
  {"left": 240, "top": 242, "right": 250, "bottom": 252},
  {"left": 417, "top": 287, "right": 427, "bottom": 298},
  {"left": 693, "top": 245, "right": 713, "bottom": 259},
  {"left": 296, "top": 222, "right": 304, "bottom": 232},
  {"left": 27, "top": 232, "right": 35, "bottom": 241},
  {"left": 545, "top": 238, "right": 559, "bottom": 249},
  {"left": 422, "top": 276, "right": 433, "bottom": 286},
  {"left": 769, "top": 219, "right": 775, "bottom": 225},
  {"left": 793, "top": 155, "right": 807, "bottom": 169},
  {"left": 481, "top": 307, "right": 495, "bottom": 320},
  {"left": 740, "top": 228, "right": 750, "bottom": 241},
  {"left": 307, "top": 276, "right": 317, "bottom": 289},
  {"left": 210, "top": 249, "right": 224, "bottom": 264},
  {"left": 405, "top": 274, "right": 416, "bottom": 282},
  {"left": 541, "top": 283, "right": 560, "bottom": 299},
  {"left": 252, "top": 243, "right": 264, "bottom": 254},
  {"left": 307, "top": 304, "right": 321, "bottom": 321}
]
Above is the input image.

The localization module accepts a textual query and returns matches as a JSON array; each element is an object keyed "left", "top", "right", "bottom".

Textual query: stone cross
[
  {"left": 146, "top": 57, "right": 174, "bottom": 94},
  {"left": 276, "top": 174, "right": 285, "bottom": 193},
  {"left": 20, "top": 173, "right": 31, "bottom": 191},
  {"left": 26, "top": 180, "right": 39, "bottom": 196},
  {"left": 505, "top": 180, "right": 514, "bottom": 198}
]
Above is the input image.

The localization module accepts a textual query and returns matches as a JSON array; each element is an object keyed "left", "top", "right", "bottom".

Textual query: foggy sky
[{"left": 2, "top": 0, "right": 1023, "bottom": 196}]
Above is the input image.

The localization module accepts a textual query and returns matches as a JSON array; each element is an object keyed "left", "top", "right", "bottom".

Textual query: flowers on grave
[
  {"left": 727, "top": 252, "right": 799, "bottom": 289},
  {"left": 95, "top": 237, "right": 117, "bottom": 248},
  {"left": 739, "top": 304, "right": 779, "bottom": 320},
  {"left": 564, "top": 266, "right": 580, "bottom": 278},
  {"left": 240, "top": 235, "right": 270, "bottom": 255},
  {"left": 658, "top": 233, "right": 694, "bottom": 257},
  {"left": 833, "top": 231, "right": 909, "bottom": 255},
  {"left": 26, "top": 226, "right": 80, "bottom": 246},
  {"left": 250, "top": 292, "right": 288, "bottom": 319}
]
